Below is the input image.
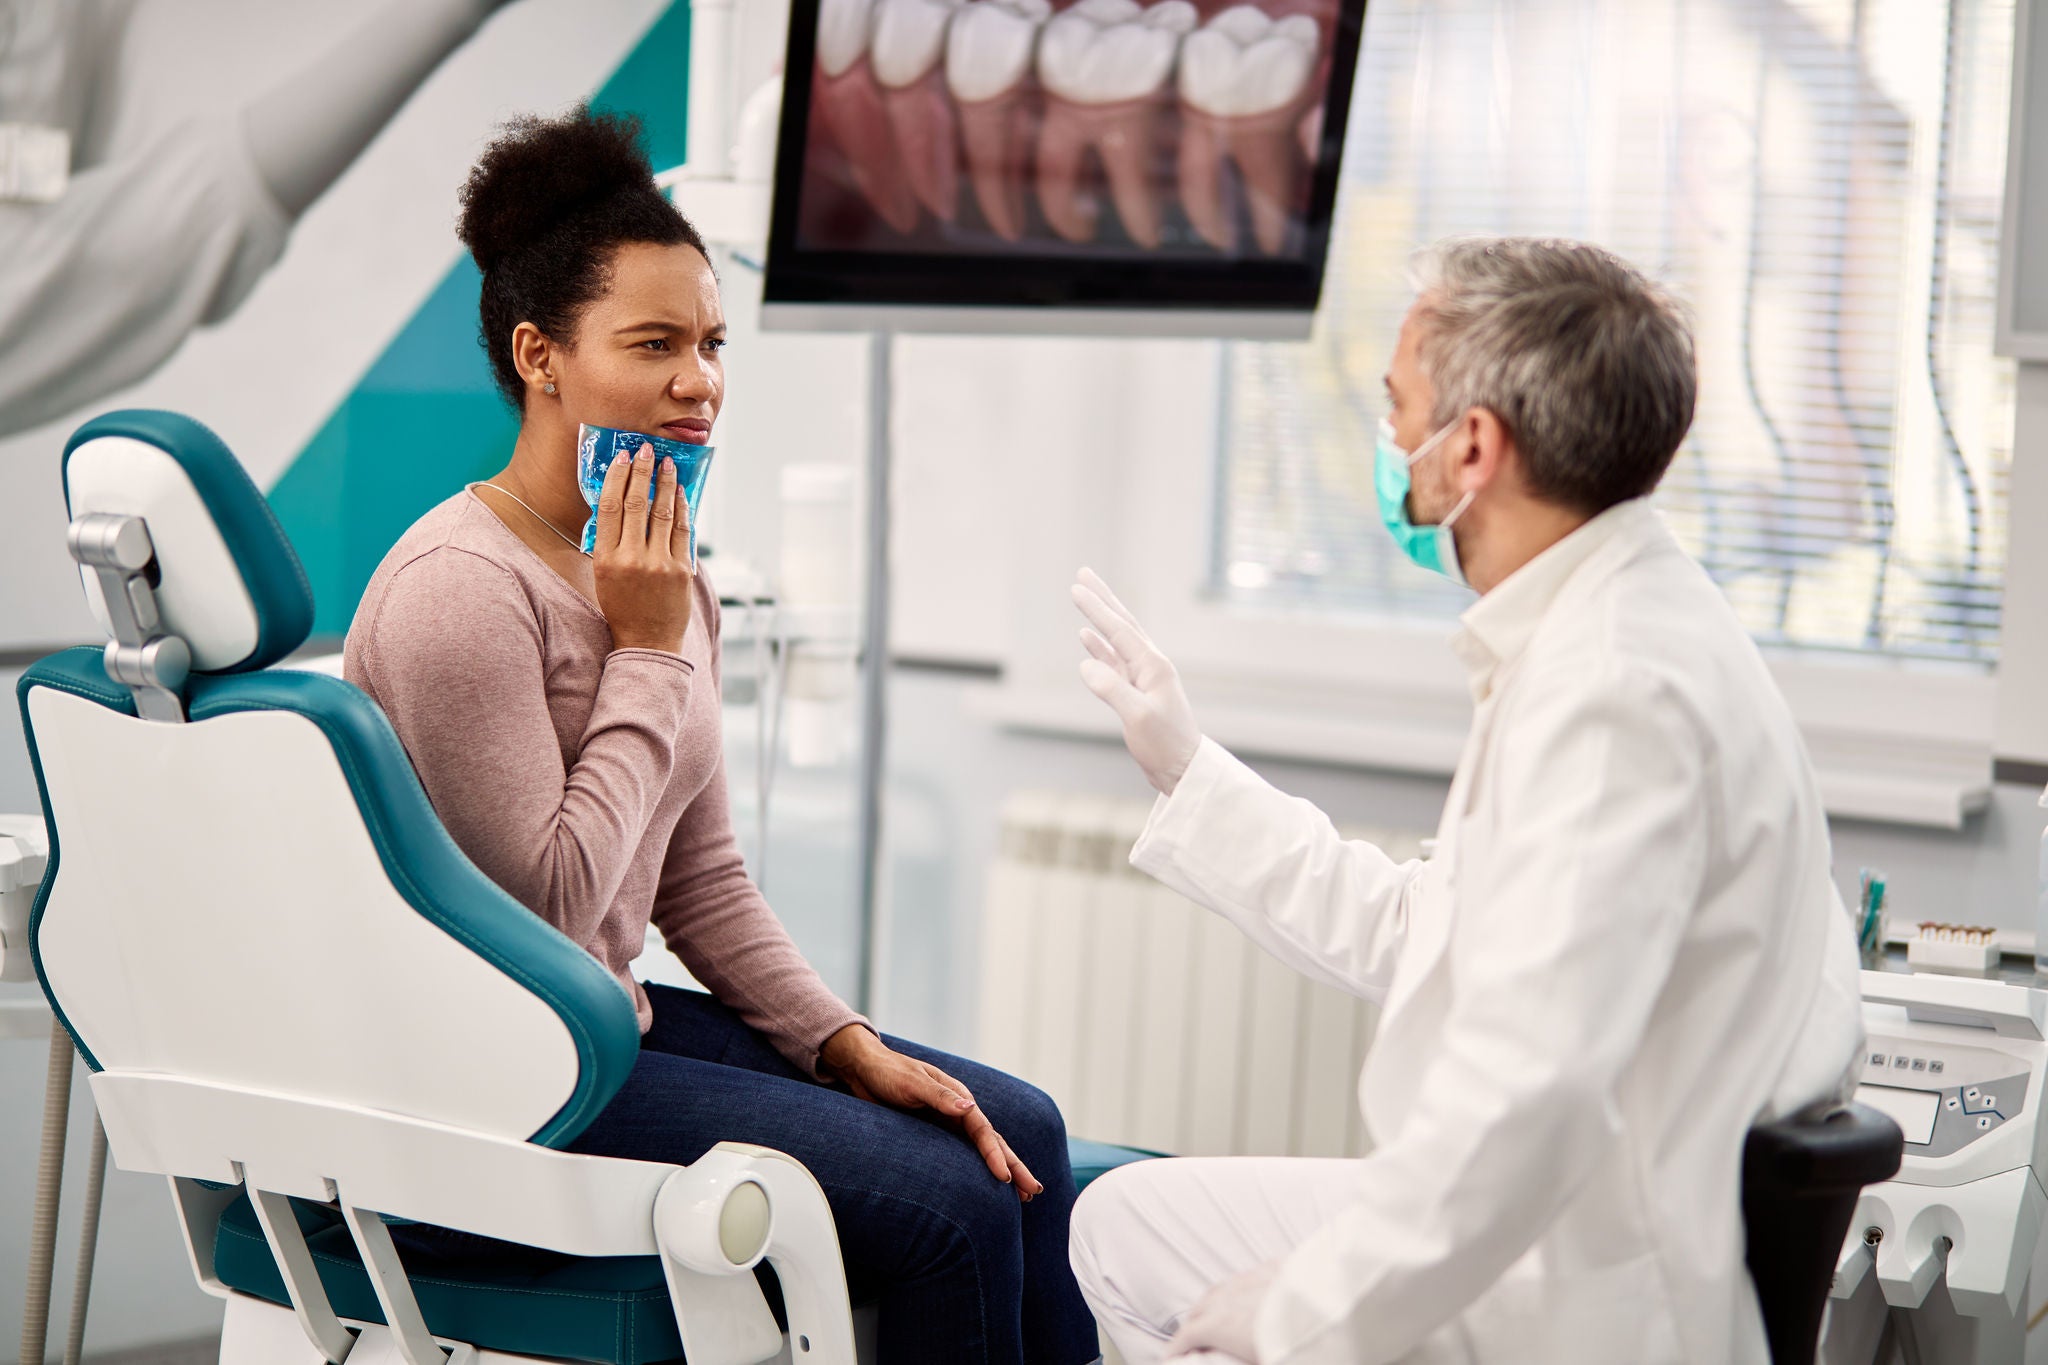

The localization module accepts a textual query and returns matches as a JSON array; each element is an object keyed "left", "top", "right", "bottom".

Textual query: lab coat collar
[{"left": 1451, "top": 497, "right": 1663, "bottom": 701}]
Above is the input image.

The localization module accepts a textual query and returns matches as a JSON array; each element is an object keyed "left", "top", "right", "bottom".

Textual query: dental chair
[{"left": 16, "top": 409, "right": 861, "bottom": 1365}]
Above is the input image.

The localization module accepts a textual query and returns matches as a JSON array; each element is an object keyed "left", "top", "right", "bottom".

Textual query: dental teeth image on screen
[
  {"left": 1035, "top": 0, "right": 1197, "bottom": 248},
  {"left": 1178, "top": 5, "right": 1323, "bottom": 254},
  {"left": 947, "top": 0, "right": 1053, "bottom": 240},
  {"left": 812, "top": 0, "right": 923, "bottom": 234},
  {"left": 872, "top": 0, "right": 971, "bottom": 221},
  {"left": 799, "top": 0, "right": 1338, "bottom": 254}
]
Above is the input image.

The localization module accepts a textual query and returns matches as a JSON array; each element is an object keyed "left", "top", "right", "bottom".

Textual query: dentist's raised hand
[{"left": 1072, "top": 568, "right": 1201, "bottom": 795}]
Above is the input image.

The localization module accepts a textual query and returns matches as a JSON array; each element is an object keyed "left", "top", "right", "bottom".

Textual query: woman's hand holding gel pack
[{"left": 576, "top": 424, "right": 715, "bottom": 563}]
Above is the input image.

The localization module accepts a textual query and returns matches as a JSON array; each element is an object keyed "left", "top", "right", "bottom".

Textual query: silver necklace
[{"left": 469, "top": 481, "right": 587, "bottom": 555}]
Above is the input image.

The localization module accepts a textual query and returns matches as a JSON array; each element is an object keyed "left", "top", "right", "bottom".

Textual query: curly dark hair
[{"left": 457, "top": 106, "right": 708, "bottom": 409}]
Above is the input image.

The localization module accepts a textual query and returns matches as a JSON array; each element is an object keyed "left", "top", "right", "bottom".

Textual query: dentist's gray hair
[{"left": 1407, "top": 237, "right": 1697, "bottom": 514}]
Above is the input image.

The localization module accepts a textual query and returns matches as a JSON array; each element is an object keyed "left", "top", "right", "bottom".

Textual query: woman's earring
[{"left": 543, "top": 381, "right": 557, "bottom": 395}]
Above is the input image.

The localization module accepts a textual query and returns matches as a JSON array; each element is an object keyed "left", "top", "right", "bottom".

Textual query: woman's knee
[
  {"left": 863, "top": 1148, "right": 1026, "bottom": 1282},
  {"left": 976, "top": 1074, "right": 1070, "bottom": 1168}
]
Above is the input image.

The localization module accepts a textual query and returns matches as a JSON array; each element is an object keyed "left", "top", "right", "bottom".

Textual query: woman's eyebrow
[{"left": 614, "top": 317, "right": 729, "bottom": 337}]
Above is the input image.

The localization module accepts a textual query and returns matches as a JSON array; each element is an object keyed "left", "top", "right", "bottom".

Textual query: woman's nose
[{"left": 670, "top": 367, "right": 717, "bottom": 403}]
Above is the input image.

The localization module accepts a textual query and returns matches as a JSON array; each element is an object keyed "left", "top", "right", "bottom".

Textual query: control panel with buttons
[{"left": 1857, "top": 1036, "right": 2031, "bottom": 1160}]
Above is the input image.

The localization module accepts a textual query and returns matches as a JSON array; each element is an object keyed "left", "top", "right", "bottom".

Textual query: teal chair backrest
[{"left": 19, "top": 410, "right": 639, "bottom": 1148}]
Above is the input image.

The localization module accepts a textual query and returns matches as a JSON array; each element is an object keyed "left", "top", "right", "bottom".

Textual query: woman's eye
[
  {"left": 640, "top": 338, "right": 670, "bottom": 352},
  {"left": 704, "top": 337, "right": 727, "bottom": 354}
]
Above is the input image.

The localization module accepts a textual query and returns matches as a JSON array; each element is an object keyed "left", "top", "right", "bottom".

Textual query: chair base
[{"left": 220, "top": 1290, "right": 880, "bottom": 1364}]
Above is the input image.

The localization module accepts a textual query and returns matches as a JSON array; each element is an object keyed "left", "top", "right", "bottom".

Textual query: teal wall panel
[{"left": 270, "top": 1, "right": 693, "bottom": 637}]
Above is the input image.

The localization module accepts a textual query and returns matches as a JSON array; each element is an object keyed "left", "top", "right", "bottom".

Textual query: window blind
[{"left": 1217, "top": 0, "right": 2017, "bottom": 664}]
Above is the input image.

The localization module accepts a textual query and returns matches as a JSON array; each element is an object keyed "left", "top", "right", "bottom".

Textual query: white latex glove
[
  {"left": 1071, "top": 567, "right": 1202, "bottom": 795},
  {"left": 1166, "top": 1260, "right": 1279, "bottom": 1363}
]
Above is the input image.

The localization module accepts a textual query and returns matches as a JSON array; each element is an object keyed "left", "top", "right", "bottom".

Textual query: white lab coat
[
  {"left": 0, "top": 0, "right": 289, "bottom": 437},
  {"left": 1125, "top": 498, "right": 1865, "bottom": 1364}
]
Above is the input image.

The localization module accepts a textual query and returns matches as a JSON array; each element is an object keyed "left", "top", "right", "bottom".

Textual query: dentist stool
[
  {"left": 17, "top": 409, "right": 860, "bottom": 1365},
  {"left": 1742, "top": 1102, "right": 1903, "bottom": 1364}
]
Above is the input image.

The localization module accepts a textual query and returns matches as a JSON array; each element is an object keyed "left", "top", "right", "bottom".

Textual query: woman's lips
[{"left": 662, "top": 421, "right": 713, "bottom": 442}]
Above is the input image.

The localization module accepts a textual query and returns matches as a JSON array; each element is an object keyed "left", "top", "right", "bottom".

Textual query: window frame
[{"left": 986, "top": 0, "right": 2048, "bottom": 829}]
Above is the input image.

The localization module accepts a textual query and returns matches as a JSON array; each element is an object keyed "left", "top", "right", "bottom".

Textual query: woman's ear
[{"left": 510, "top": 321, "right": 555, "bottom": 397}]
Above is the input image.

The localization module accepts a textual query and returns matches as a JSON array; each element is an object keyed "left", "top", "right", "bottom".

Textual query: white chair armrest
[
  {"left": 93, "top": 1070, "right": 669, "bottom": 1255},
  {"left": 97, "top": 1071, "right": 861, "bottom": 1364},
  {"left": 656, "top": 1144, "right": 859, "bottom": 1365}
]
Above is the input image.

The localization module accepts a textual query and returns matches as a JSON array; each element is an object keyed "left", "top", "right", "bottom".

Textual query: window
[{"left": 1218, "top": 0, "right": 2017, "bottom": 664}]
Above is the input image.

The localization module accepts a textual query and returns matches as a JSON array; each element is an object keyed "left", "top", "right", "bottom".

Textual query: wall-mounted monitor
[{"left": 762, "top": 0, "right": 1369, "bottom": 338}]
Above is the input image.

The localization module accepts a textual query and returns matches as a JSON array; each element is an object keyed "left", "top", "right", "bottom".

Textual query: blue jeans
[{"left": 563, "top": 985, "right": 1098, "bottom": 1365}]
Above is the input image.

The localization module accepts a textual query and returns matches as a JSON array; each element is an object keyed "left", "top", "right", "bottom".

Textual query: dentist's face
[
  {"left": 1385, "top": 300, "right": 1460, "bottom": 522},
  {"left": 554, "top": 240, "right": 726, "bottom": 445}
]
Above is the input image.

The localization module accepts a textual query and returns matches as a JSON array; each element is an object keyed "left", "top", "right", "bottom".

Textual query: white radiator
[{"left": 976, "top": 792, "right": 1430, "bottom": 1160}]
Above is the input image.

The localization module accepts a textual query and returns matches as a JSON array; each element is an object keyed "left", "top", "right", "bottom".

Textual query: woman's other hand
[
  {"left": 593, "top": 442, "right": 695, "bottom": 653},
  {"left": 820, "top": 1025, "right": 1045, "bottom": 1201}
]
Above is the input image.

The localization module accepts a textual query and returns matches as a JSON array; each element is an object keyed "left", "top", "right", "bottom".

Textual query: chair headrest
[{"left": 63, "top": 411, "right": 314, "bottom": 674}]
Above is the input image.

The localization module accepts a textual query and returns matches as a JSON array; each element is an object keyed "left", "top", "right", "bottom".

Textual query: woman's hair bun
[{"left": 457, "top": 106, "right": 660, "bottom": 273}]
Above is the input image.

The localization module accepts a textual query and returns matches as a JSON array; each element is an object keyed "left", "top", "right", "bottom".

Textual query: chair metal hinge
[{"left": 66, "top": 513, "right": 189, "bottom": 724}]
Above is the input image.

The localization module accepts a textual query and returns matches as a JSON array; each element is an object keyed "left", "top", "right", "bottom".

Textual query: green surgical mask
[{"left": 1374, "top": 418, "right": 1474, "bottom": 586}]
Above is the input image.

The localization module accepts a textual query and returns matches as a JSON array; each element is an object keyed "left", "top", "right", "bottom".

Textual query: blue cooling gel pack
[{"left": 575, "top": 424, "right": 716, "bottom": 562}]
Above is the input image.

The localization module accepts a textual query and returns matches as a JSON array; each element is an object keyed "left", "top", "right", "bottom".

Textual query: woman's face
[{"left": 555, "top": 240, "right": 726, "bottom": 443}]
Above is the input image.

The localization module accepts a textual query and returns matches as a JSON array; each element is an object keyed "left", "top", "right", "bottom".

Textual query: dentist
[{"left": 1066, "top": 237, "right": 1864, "bottom": 1365}]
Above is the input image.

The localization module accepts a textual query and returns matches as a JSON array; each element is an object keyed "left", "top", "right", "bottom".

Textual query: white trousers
[{"left": 1071, "top": 1156, "right": 1357, "bottom": 1365}]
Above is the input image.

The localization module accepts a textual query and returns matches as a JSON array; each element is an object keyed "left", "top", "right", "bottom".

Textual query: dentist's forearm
[
  {"left": 1130, "top": 738, "right": 1416, "bottom": 997},
  {"left": 241, "top": 0, "right": 501, "bottom": 217}
]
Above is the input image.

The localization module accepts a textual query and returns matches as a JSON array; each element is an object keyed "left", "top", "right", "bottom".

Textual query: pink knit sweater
[{"left": 344, "top": 491, "right": 865, "bottom": 1076}]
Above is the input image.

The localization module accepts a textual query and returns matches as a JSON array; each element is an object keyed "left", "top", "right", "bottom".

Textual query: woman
[{"left": 342, "top": 106, "right": 1100, "bottom": 1365}]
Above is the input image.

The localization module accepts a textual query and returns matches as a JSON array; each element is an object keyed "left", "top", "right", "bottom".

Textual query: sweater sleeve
[
  {"left": 354, "top": 546, "right": 698, "bottom": 952},
  {"left": 0, "top": 112, "right": 290, "bottom": 438},
  {"left": 650, "top": 591, "right": 869, "bottom": 1077}
]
